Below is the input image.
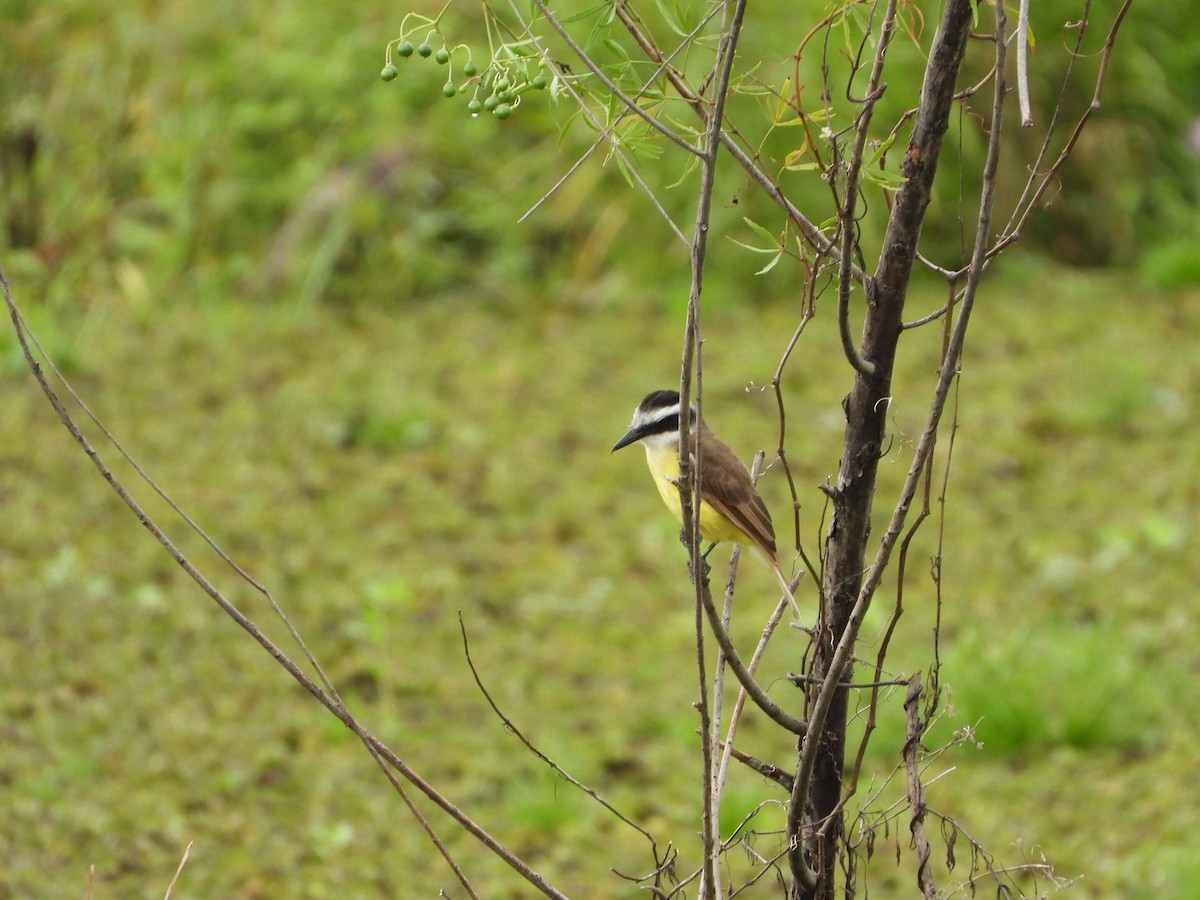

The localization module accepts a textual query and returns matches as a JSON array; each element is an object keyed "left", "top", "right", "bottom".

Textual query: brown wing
[{"left": 696, "top": 425, "right": 778, "bottom": 564}]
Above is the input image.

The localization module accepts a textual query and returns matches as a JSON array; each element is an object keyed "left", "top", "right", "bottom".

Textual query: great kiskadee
[{"left": 612, "top": 389, "right": 800, "bottom": 617}]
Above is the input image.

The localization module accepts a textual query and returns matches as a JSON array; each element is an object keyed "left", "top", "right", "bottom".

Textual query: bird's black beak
[{"left": 611, "top": 424, "right": 648, "bottom": 453}]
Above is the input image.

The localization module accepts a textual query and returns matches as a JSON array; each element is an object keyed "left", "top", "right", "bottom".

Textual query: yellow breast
[{"left": 643, "top": 442, "right": 745, "bottom": 545}]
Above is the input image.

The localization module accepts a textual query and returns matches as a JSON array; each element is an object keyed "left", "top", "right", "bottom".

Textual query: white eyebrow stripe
[{"left": 641, "top": 402, "right": 681, "bottom": 424}]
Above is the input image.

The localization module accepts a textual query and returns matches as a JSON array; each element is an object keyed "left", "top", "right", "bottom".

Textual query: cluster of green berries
[{"left": 381, "top": 38, "right": 550, "bottom": 120}]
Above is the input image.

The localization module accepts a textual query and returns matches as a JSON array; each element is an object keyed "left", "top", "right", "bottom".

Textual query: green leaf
[
  {"left": 555, "top": 1, "right": 615, "bottom": 25},
  {"left": 861, "top": 166, "right": 907, "bottom": 192},
  {"left": 731, "top": 224, "right": 785, "bottom": 274},
  {"left": 728, "top": 238, "right": 780, "bottom": 255},
  {"left": 602, "top": 37, "right": 630, "bottom": 60},
  {"left": 772, "top": 77, "right": 794, "bottom": 124},
  {"left": 654, "top": 0, "right": 688, "bottom": 37},
  {"left": 613, "top": 151, "right": 637, "bottom": 189},
  {"left": 782, "top": 133, "right": 811, "bottom": 170},
  {"left": 741, "top": 216, "right": 780, "bottom": 245},
  {"left": 556, "top": 108, "right": 584, "bottom": 149},
  {"left": 863, "top": 132, "right": 899, "bottom": 168},
  {"left": 665, "top": 151, "right": 701, "bottom": 189},
  {"left": 754, "top": 249, "right": 784, "bottom": 276}
]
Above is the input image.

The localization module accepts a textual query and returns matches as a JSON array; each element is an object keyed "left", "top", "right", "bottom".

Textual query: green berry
[
  {"left": 396, "top": 41, "right": 414, "bottom": 58},
  {"left": 493, "top": 103, "right": 511, "bottom": 120},
  {"left": 532, "top": 73, "right": 548, "bottom": 90},
  {"left": 483, "top": 95, "right": 499, "bottom": 111},
  {"left": 434, "top": 48, "right": 450, "bottom": 65},
  {"left": 380, "top": 64, "right": 398, "bottom": 82},
  {"left": 497, "top": 89, "right": 514, "bottom": 104},
  {"left": 441, "top": 81, "right": 456, "bottom": 97},
  {"left": 495, "top": 76, "right": 510, "bottom": 92},
  {"left": 463, "top": 60, "right": 479, "bottom": 78},
  {"left": 417, "top": 42, "right": 433, "bottom": 58},
  {"left": 466, "top": 98, "right": 483, "bottom": 114}
]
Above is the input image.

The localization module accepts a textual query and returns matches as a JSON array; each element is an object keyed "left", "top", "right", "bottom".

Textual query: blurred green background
[{"left": 1, "top": 0, "right": 1198, "bottom": 897}]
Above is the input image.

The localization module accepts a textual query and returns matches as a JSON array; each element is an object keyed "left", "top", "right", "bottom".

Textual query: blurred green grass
[
  {"left": 3, "top": 0, "right": 1200, "bottom": 896},
  {"left": 3, "top": 272, "right": 1199, "bottom": 897}
]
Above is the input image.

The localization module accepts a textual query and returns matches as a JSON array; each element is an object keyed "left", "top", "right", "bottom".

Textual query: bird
[{"left": 612, "top": 389, "right": 800, "bottom": 617}]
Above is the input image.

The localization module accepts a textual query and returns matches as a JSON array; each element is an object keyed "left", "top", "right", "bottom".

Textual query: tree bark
[{"left": 801, "top": 3, "right": 975, "bottom": 897}]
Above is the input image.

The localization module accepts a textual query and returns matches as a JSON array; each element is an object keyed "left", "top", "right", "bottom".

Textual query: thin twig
[
  {"left": 162, "top": 841, "right": 192, "bottom": 900},
  {"left": 530, "top": 0, "right": 702, "bottom": 157},
  {"left": 610, "top": 841, "right": 679, "bottom": 897},
  {"left": 835, "top": 0, "right": 899, "bottom": 377},
  {"left": 673, "top": 3, "right": 755, "bottom": 893},
  {"left": 380, "top": 763, "right": 483, "bottom": 900},
  {"left": 851, "top": 0, "right": 1008, "bottom": 639},
  {"left": 1016, "top": 0, "right": 1033, "bottom": 126},
  {"left": 767, "top": 292, "right": 823, "bottom": 585},
  {"left": 708, "top": 539, "right": 739, "bottom": 869},
  {"left": 843, "top": 312, "right": 942, "bottom": 799},
  {"left": 458, "top": 615, "right": 660, "bottom": 846},
  {"left": 726, "top": 744, "right": 795, "bottom": 791},
  {"left": 708, "top": 453, "right": 763, "bottom": 854},
  {"left": 10, "top": 307, "right": 344, "bottom": 709},
  {"left": 2, "top": 270, "right": 569, "bottom": 900},
  {"left": 503, "top": 1, "right": 688, "bottom": 242},
  {"left": 699, "top": 573, "right": 808, "bottom": 740},
  {"left": 991, "top": 0, "right": 1131, "bottom": 257},
  {"left": 713, "top": 594, "right": 792, "bottom": 806},
  {"left": 612, "top": 4, "right": 864, "bottom": 283},
  {"left": 787, "top": 674, "right": 908, "bottom": 689},
  {"left": 514, "top": 0, "right": 721, "bottom": 232}
]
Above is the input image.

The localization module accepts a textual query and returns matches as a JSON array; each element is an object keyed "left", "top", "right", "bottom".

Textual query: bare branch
[
  {"left": 797, "top": 1, "right": 981, "bottom": 891},
  {"left": 7, "top": 309, "right": 345, "bottom": 709},
  {"left": 701, "top": 583, "right": 809, "bottom": 738},
  {"left": 726, "top": 744, "right": 795, "bottom": 791},
  {"left": 1016, "top": 0, "right": 1033, "bottom": 126},
  {"left": 854, "top": 0, "right": 1008, "bottom": 632},
  {"left": 713, "top": 593, "right": 794, "bottom": 804},
  {"left": 835, "top": 0, "right": 899, "bottom": 377},
  {"left": 679, "top": 9, "right": 758, "bottom": 892}
]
